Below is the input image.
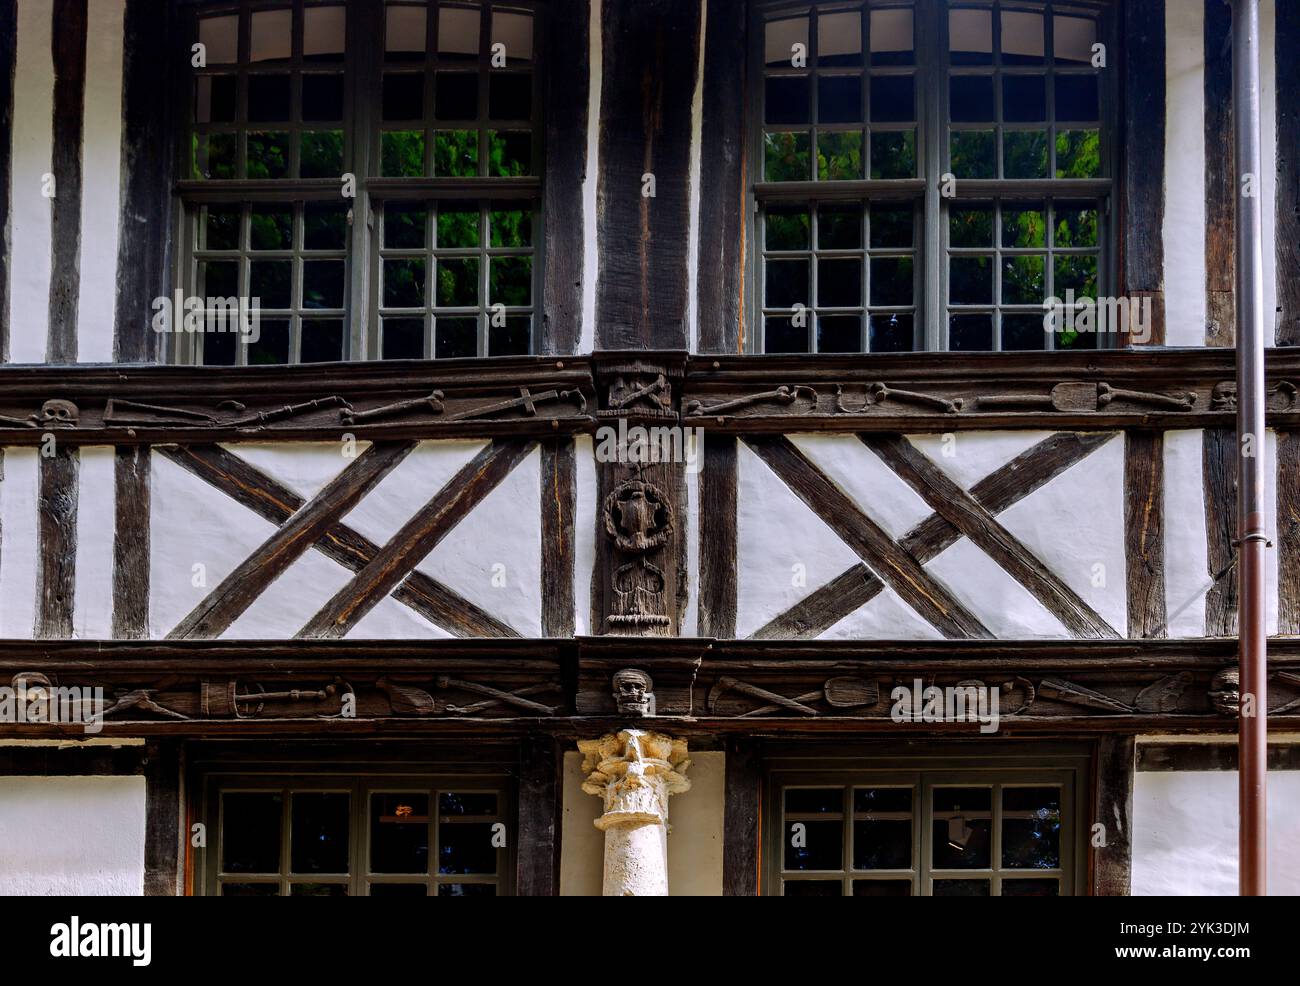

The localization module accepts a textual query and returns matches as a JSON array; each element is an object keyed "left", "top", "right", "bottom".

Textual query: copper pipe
[{"left": 1232, "top": 0, "right": 1267, "bottom": 896}]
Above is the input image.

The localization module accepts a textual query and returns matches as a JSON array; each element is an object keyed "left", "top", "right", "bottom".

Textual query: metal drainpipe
[{"left": 1231, "top": 0, "right": 1267, "bottom": 897}]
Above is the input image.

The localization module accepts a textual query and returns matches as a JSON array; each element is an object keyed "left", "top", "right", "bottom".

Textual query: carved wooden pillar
[
  {"left": 591, "top": 353, "right": 688, "bottom": 636},
  {"left": 578, "top": 729, "right": 691, "bottom": 896}
]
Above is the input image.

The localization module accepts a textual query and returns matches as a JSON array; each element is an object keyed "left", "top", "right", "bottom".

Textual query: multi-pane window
[
  {"left": 177, "top": 0, "right": 541, "bottom": 365},
  {"left": 770, "top": 768, "right": 1079, "bottom": 895},
  {"left": 207, "top": 778, "right": 512, "bottom": 896},
  {"left": 752, "top": 0, "right": 1112, "bottom": 353}
]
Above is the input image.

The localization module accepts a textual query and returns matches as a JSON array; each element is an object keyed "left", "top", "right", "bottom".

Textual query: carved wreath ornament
[{"left": 603, "top": 479, "right": 673, "bottom": 553}]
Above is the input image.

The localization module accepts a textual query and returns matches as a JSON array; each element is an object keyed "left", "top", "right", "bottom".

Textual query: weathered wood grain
[
  {"left": 1203, "top": 427, "right": 1238, "bottom": 635},
  {"left": 47, "top": 0, "right": 87, "bottom": 362},
  {"left": 698, "top": 433, "right": 738, "bottom": 637},
  {"left": 36, "top": 444, "right": 78, "bottom": 637},
  {"left": 1123, "top": 431, "right": 1167, "bottom": 638},
  {"left": 1278, "top": 0, "right": 1300, "bottom": 346},
  {"left": 0, "top": 0, "right": 16, "bottom": 361},
  {"left": 1092, "top": 735, "right": 1134, "bottom": 896},
  {"left": 112, "top": 444, "right": 151, "bottom": 638},
  {"left": 516, "top": 734, "right": 562, "bottom": 895},
  {"left": 143, "top": 740, "right": 182, "bottom": 896},
  {"left": 540, "top": 438, "right": 576, "bottom": 637},
  {"left": 594, "top": 0, "right": 701, "bottom": 349},
  {"left": 1204, "top": 0, "right": 1235, "bottom": 346},
  {"left": 723, "top": 736, "right": 761, "bottom": 896},
  {"left": 1277, "top": 432, "right": 1300, "bottom": 632},
  {"left": 1120, "top": 0, "right": 1165, "bottom": 345}
]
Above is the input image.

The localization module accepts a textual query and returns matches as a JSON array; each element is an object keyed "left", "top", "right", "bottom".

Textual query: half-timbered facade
[{"left": 0, "top": 0, "right": 1298, "bottom": 896}]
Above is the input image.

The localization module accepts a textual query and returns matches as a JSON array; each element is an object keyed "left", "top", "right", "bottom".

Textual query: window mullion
[{"left": 922, "top": 0, "right": 944, "bottom": 350}]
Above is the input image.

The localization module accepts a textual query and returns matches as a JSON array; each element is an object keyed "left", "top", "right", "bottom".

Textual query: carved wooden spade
[
  {"left": 722, "top": 676, "right": 880, "bottom": 718},
  {"left": 978, "top": 382, "right": 1194, "bottom": 412}
]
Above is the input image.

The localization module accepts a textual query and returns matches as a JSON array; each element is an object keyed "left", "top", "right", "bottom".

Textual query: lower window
[
  {"left": 768, "top": 759, "right": 1083, "bottom": 896},
  {"left": 202, "top": 774, "right": 512, "bottom": 896}
]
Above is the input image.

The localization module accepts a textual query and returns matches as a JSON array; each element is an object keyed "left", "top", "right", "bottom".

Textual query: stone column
[{"left": 578, "top": 729, "right": 691, "bottom": 896}]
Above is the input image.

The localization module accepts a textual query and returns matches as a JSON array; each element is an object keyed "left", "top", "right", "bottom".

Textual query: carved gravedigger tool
[
  {"left": 434, "top": 675, "right": 557, "bottom": 715},
  {"left": 341, "top": 390, "right": 445, "bottom": 425},
  {"left": 444, "top": 386, "right": 558, "bottom": 421},
  {"left": 709, "top": 676, "right": 823, "bottom": 717},
  {"left": 736, "top": 676, "right": 880, "bottom": 718},
  {"left": 977, "top": 381, "right": 1194, "bottom": 412}
]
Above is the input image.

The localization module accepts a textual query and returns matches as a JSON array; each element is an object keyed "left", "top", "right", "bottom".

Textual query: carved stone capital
[
  {"left": 578, "top": 729, "right": 691, "bottom": 896},
  {"left": 579, "top": 729, "right": 690, "bottom": 829}
]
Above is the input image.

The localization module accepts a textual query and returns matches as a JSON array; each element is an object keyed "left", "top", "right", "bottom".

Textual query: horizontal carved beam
[{"left": 3, "top": 349, "right": 1300, "bottom": 442}]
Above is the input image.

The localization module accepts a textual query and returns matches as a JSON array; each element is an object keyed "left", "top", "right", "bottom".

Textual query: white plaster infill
[{"left": 579, "top": 730, "right": 691, "bottom": 896}]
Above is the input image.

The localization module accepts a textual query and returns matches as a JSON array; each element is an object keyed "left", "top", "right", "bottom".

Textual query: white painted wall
[
  {"left": 0, "top": 448, "right": 39, "bottom": 637},
  {"left": 0, "top": 775, "right": 146, "bottom": 895},
  {"left": 560, "top": 749, "right": 724, "bottom": 895},
  {"left": 1133, "top": 760, "right": 1300, "bottom": 895},
  {"left": 7, "top": 0, "right": 55, "bottom": 362},
  {"left": 1164, "top": 0, "right": 1207, "bottom": 347}
]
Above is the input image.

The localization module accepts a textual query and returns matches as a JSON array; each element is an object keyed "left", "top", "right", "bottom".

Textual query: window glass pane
[
  {"left": 786, "top": 788, "right": 841, "bottom": 814},
  {"left": 439, "top": 204, "right": 481, "bottom": 247},
  {"left": 765, "top": 316, "right": 808, "bottom": 353},
  {"left": 290, "top": 793, "right": 350, "bottom": 874},
  {"left": 1056, "top": 75, "right": 1099, "bottom": 122},
  {"left": 384, "top": 73, "right": 425, "bottom": 121},
  {"left": 870, "top": 76, "right": 913, "bottom": 123},
  {"left": 950, "top": 206, "right": 992, "bottom": 246},
  {"left": 767, "top": 76, "right": 812, "bottom": 124},
  {"left": 303, "top": 6, "right": 346, "bottom": 60},
  {"left": 304, "top": 259, "right": 346, "bottom": 309},
  {"left": 1002, "top": 204, "right": 1046, "bottom": 247},
  {"left": 491, "top": 316, "right": 531, "bottom": 355},
  {"left": 305, "top": 202, "right": 349, "bottom": 250},
  {"left": 488, "top": 130, "right": 531, "bottom": 176},
  {"left": 250, "top": 204, "right": 292, "bottom": 250},
  {"left": 386, "top": 5, "right": 427, "bottom": 56},
  {"left": 301, "top": 131, "right": 344, "bottom": 177},
  {"left": 383, "top": 317, "right": 426, "bottom": 358},
  {"left": 870, "top": 206, "right": 912, "bottom": 248},
  {"left": 490, "top": 208, "right": 531, "bottom": 248},
  {"left": 438, "top": 257, "right": 481, "bottom": 306},
  {"left": 784, "top": 819, "right": 843, "bottom": 870},
  {"left": 1002, "top": 255, "right": 1044, "bottom": 304},
  {"left": 1001, "top": 787, "right": 1062, "bottom": 869},
  {"left": 818, "top": 204, "right": 861, "bottom": 249},
  {"left": 1003, "top": 312, "right": 1047, "bottom": 350},
  {"left": 852, "top": 787, "right": 912, "bottom": 870},
  {"left": 221, "top": 793, "right": 282, "bottom": 873},
  {"left": 195, "top": 75, "right": 237, "bottom": 124},
  {"left": 870, "top": 312, "right": 913, "bottom": 351},
  {"left": 1055, "top": 129, "right": 1101, "bottom": 178},
  {"left": 199, "top": 15, "right": 238, "bottom": 65},
  {"left": 1054, "top": 202, "right": 1098, "bottom": 247},
  {"left": 301, "top": 319, "right": 345, "bottom": 362},
  {"left": 436, "top": 72, "right": 479, "bottom": 120},
  {"left": 1054, "top": 15, "right": 1096, "bottom": 64},
  {"left": 784, "top": 880, "right": 841, "bottom": 896},
  {"left": 1003, "top": 878, "right": 1059, "bottom": 896},
  {"left": 933, "top": 878, "right": 990, "bottom": 896},
  {"left": 439, "top": 823, "right": 498, "bottom": 875},
  {"left": 292, "top": 883, "right": 348, "bottom": 896},
  {"left": 1003, "top": 75, "right": 1046, "bottom": 122},
  {"left": 370, "top": 793, "right": 430, "bottom": 873},
  {"left": 931, "top": 787, "right": 993, "bottom": 868},
  {"left": 818, "top": 258, "right": 862, "bottom": 307},
  {"left": 248, "top": 318, "right": 290, "bottom": 364},
  {"left": 818, "top": 131, "right": 863, "bottom": 180},
  {"left": 386, "top": 202, "right": 428, "bottom": 248},
  {"left": 950, "top": 130, "right": 995, "bottom": 178},
  {"left": 303, "top": 73, "right": 345, "bottom": 121},
  {"left": 246, "top": 131, "right": 291, "bottom": 179},
  {"left": 438, "top": 5, "right": 480, "bottom": 59},
  {"left": 869, "top": 129, "right": 914, "bottom": 178},
  {"left": 1004, "top": 130, "right": 1048, "bottom": 178},
  {"left": 766, "top": 258, "right": 809, "bottom": 309},
  {"left": 490, "top": 73, "right": 532, "bottom": 121},
  {"left": 949, "top": 312, "right": 992, "bottom": 350},
  {"left": 201, "top": 204, "right": 241, "bottom": 251},
  {"left": 436, "top": 316, "right": 479, "bottom": 357},
  {"left": 436, "top": 130, "right": 480, "bottom": 176},
  {"left": 251, "top": 260, "right": 292, "bottom": 308},
  {"left": 949, "top": 8, "right": 992, "bottom": 65},
  {"left": 250, "top": 8, "right": 293, "bottom": 64},
  {"left": 491, "top": 11, "right": 533, "bottom": 61},
  {"left": 1001, "top": 10, "right": 1044, "bottom": 65},
  {"left": 383, "top": 130, "right": 426, "bottom": 176},
  {"left": 870, "top": 8, "right": 913, "bottom": 66},
  {"left": 438, "top": 883, "right": 497, "bottom": 896},
  {"left": 764, "top": 131, "right": 811, "bottom": 181},
  {"left": 853, "top": 879, "right": 911, "bottom": 895},
  {"left": 765, "top": 17, "right": 808, "bottom": 68},
  {"left": 384, "top": 258, "right": 427, "bottom": 307},
  {"left": 370, "top": 883, "right": 427, "bottom": 896},
  {"left": 949, "top": 74, "right": 993, "bottom": 123},
  {"left": 871, "top": 257, "right": 912, "bottom": 306},
  {"left": 489, "top": 256, "right": 531, "bottom": 307},
  {"left": 222, "top": 882, "right": 280, "bottom": 896},
  {"left": 767, "top": 205, "right": 811, "bottom": 250},
  {"left": 817, "top": 314, "right": 861, "bottom": 352},
  {"left": 818, "top": 11, "right": 862, "bottom": 67}
]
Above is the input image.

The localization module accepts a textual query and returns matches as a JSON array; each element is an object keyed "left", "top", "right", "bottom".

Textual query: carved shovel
[
  {"left": 976, "top": 382, "right": 1100, "bottom": 412},
  {"left": 736, "top": 676, "right": 879, "bottom": 718}
]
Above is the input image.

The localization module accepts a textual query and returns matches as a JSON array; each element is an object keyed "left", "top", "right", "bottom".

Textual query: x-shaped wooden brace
[
  {"left": 744, "top": 432, "right": 1119, "bottom": 640},
  {"left": 160, "top": 440, "right": 534, "bottom": 640}
]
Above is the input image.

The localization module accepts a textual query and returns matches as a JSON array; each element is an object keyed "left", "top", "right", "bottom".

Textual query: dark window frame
[
  {"left": 196, "top": 769, "right": 517, "bottom": 896},
  {"left": 762, "top": 745, "right": 1090, "bottom": 896},
  {"left": 746, "top": 0, "right": 1118, "bottom": 353},
  {"left": 171, "top": 0, "right": 546, "bottom": 365}
]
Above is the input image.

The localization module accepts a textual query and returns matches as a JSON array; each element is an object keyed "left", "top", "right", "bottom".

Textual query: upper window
[
  {"left": 176, "top": 0, "right": 542, "bottom": 365},
  {"left": 751, "top": 0, "right": 1113, "bottom": 353}
]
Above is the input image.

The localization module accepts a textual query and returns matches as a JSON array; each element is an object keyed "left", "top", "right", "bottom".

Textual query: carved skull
[
  {"left": 30, "top": 399, "right": 79, "bottom": 429},
  {"left": 1208, "top": 668, "right": 1240, "bottom": 717},
  {"left": 612, "top": 668, "right": 654, "bottom": 717}
]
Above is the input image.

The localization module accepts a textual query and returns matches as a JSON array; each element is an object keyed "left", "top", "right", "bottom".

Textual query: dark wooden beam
[
  {"left": 695, "top": 0, "right": 747, "bottom": 353},
  {"left": 540, "top": 0, "right": 589, "bottom": 355},
  {"left": 112, "top": 445, "right": 151, "bottom": 639},
  {"left": 752, "top": 432, "right": 1114, "bottom": 639},
  {"left": 168, "top": 442, "right": 414, "bottom": 639},
  {"left": 722, "top": 736, "right": 761, "bottom": 896},
  {"left": 47, "top": 0, "right": 88, "bottom": 363},
  {"left": 743, "top": 436, "right": 993, "bottom": 639},
  {"left": 594, "top": 0, "right": 701, "bottom": 349},
  {"left": 1124, "top": 430, "right": 1167, "bottom": 638},
  {"left": 1278, "top": 0, "right": 1300, "bottom": 345},
  {"left": 1204, "top": 0, "right": 1235, "bottom": 346},
  {"left": 1120, "top": 0, "right": 1165, "bottom": 345},
  {"left": 540, "top": 438, "right": 576, "bottom": 637},
  {"left": 863, "top": 434, "right": 1118, "bottom": 638},
  {"left": 143, "top": 740, "right": 182, "bottom": 896},
  {"left": 0, "top": 744, "right": 145, "bottom": 775},
  {"left": 0, "top": 0, "right": 16, "bottom": 362},
  {"left": 1278, "top": 432, "right": 1300, "bottom": 633},
  {"left": 1091, "top": 735, "right": 1134, "bottom": 896},
  {"left": 36, "top": 444, "right": 78, "bottom": 637},
  {"left": 515, "top": 734, "right": 562, "bottom": 895},
  {"left": 115, "top": 0, "right": 175, "bottom": 362},
  {"left": 1203, "top": 427, "right": 1238, "bottom": 635},
  {"left": 1138, "top": 742, "right": 1300, "bottom": 771},
  {"left": 298, "top": 440, "right": 536, "bottom": 638},
  {"left": 158, "top": 444, "right": 519, "bottom": 638},
  {"left": 697, "top": 433, "right": 737, "bottom": 637}
]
